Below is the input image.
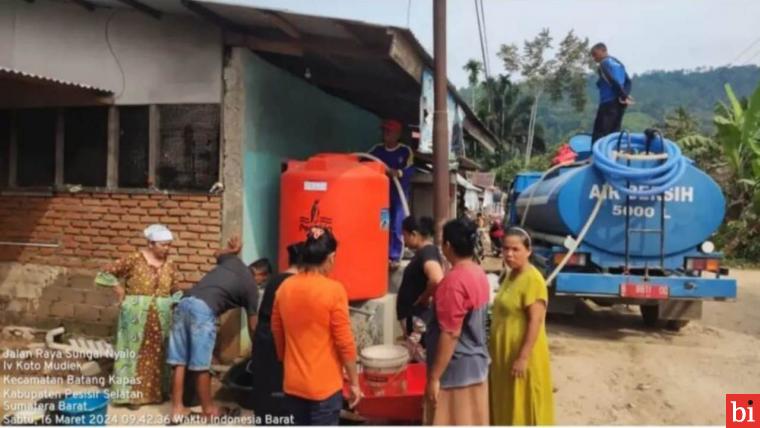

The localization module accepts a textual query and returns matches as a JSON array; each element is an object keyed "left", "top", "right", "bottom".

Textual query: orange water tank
[{"left": 279, "top": 153, "right": 389, "bottom": 301}]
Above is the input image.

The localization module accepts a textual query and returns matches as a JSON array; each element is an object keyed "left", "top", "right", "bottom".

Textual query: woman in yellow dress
[{"left": 489, "top": 227, "right": 554, "bottom": 425}]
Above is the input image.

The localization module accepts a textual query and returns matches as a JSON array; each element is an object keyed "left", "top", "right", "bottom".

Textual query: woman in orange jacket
[{"left": 271, "top": 228, "right": 361, "bottom": 425}]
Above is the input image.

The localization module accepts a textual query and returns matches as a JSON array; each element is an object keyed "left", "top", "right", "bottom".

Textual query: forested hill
[
  {"left": 461, "top": 65, "right": 760, "bottom": 146},
  {"left": 538, "top": 65, "right": 759, "bottom": 144}
]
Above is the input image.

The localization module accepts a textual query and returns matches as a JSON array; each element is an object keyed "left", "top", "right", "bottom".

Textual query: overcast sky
[{"left": 208, "top": 0, "right": 760, "bottom": 87}]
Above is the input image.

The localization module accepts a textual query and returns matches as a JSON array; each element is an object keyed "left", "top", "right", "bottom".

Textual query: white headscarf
[{"left": 144, "top": 224, "right": 173, "bottom": 243}]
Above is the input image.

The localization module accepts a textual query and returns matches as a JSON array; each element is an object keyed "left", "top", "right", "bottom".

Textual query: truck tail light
[
  {"left": 553, "top": 252, "right": 588, "bottom": 267},
  {"left": 685, "top": 257, "right": 720, "bottom": 272}
]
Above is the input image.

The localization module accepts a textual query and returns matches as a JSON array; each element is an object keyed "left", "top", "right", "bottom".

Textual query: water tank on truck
[
  {"left": 279, "top": 153, "right": 390, "bottom": 301},
  {"left": 511, "top": 132, "right": 737, "bottom": 330},
  {"left": 515, "top": 157, "right": 725, "bottom": 265}
]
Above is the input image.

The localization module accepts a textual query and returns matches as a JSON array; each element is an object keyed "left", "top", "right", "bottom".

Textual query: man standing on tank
[
  {"left": 591, "top": 43, "right": 633, "bottom": 143},
  {"left": 370, "top": 119, "right": 415, "bottom": 270}
]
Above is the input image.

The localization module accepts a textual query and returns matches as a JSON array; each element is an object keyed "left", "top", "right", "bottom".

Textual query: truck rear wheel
[
  {"left": 640, "top": 305, "right": 659, "bottom": 327},
  {"left": 665, "top": 319, "right": 690, "bottom": 331}
]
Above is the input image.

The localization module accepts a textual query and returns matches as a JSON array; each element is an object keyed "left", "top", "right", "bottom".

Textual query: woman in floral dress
[{"left": 101, "top": 224, "right": 185, "bottom": 409}]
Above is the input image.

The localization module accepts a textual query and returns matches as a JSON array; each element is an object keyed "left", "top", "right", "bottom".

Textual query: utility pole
[{"left": 433, "top": 0, "right": 449, "bottom": 243}]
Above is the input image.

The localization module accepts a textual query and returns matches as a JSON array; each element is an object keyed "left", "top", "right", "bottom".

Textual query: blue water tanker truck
[{"left": 508, "top": 131, "right": 737, "bottom": 330}]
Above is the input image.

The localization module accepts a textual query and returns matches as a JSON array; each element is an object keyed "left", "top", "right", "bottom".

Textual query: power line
[
  {"left": 105, "top": 10, "right": 126, "bottom": 99},
  {"left": 474, "top": 0, "right": 489, "bottom": 79},
  {"left": 730, "top": 35, "right": 760, "bottom": 65},
  {"left": 478, "top": 0, "right": 491, "bottom": 76},
  {"left": 479, "top": 0, "right": 491, "bottom": 76},
  {"left": 406, "top": 0, "right": 412, "bottom": 29},
  {"left": 743, "top": 47, "right": 760, "bottom": 66}
]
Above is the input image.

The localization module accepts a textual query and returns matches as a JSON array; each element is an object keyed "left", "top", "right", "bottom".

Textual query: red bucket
[{"left": 344, "top": 363, "right": 426, "bottom": 423}]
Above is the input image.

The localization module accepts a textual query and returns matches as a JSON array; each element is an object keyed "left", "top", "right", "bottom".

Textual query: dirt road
[{"left": 550, "top": 269, "right": 760, "bottom": 424}]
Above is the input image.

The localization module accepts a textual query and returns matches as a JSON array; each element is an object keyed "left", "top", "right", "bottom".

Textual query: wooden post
[
  {"left": 55, "top": 109, "right": 64, "bottom": 187},
  {"left": 148, "top": 105, "right": 159, "bottom": 187},
  {"left": 107, "top": 106, "right": 120, "bottom": 188},
  {"left": 433, "top": 0, "right": 449, "bottom": 242},
  {"left": 8, "top": 111, "right": 17, "bottom": 188}
]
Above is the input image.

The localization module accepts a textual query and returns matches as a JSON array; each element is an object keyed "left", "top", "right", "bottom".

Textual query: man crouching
[{"left": 166, "top": 236, "right": 258, "bottom": 423}]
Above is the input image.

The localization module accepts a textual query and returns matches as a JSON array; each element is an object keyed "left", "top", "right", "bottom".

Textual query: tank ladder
[{"left": 618, "top": 130, "right": 667, "bottom": 274}]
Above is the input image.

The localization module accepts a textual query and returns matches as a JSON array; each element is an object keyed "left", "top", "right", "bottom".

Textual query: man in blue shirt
[
  {"left": 370, "top": 119, "right": 415, "bottom": 269},
  {"left": 591, "top": 43, "right": 633, "bottom": 143}
]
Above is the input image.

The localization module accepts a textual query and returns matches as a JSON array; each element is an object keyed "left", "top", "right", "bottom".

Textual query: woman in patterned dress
[{"left": 101, "top": 224, "right": 185, "bottom": 409}]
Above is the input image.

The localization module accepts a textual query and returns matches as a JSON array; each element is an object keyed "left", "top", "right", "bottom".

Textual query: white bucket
[{"left": 360, "top": 345, "right": 410, "bottom": 391}]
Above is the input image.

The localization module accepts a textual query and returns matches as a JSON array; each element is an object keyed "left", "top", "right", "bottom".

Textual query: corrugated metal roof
[
  {"left": 0, "top": 67, "right": 113, "bottom": 95},
  {"left": 457, "top": 174, "right": 482, "bottom": 191},
  {"left": 195, "top": 4, "right": 498, "bottom": 152}
]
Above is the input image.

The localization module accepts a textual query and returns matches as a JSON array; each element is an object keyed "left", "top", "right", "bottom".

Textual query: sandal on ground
[
  {"left": 199, "top": 406, "right": 239, "bottom": 422},
  {"left": 166, "top": 414, "right": 190, "bottom": 426}
]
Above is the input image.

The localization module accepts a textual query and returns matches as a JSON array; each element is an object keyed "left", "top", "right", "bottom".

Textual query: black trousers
[{"left": 592, "top": 100, "right": 627, "bottom": 143}]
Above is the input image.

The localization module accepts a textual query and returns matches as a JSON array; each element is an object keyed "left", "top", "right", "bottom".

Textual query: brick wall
[
  {"left": 0, "top": 192, "right": 223, "bottom": 335},
  {"left": 0, "top": 192, "right": 222, "bottom": 284}
]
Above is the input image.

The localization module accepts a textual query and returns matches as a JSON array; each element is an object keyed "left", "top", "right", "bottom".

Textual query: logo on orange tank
[{"left": 299, "top": 199, "right": 333, "bottom": 235}]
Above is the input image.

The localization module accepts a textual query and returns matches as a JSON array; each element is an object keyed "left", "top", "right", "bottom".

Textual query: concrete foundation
[
  {"left": 0, "top": 262, "right": 117, "bottom": 337},
  {"left": 348, "top": 259, "right": 410, "bottom": 349},
  {"left": 0, "top": 262, "right": 67, "bottom": 327},
  {"left": 350, "top": 292, "right": 401, "bottom": 349}
]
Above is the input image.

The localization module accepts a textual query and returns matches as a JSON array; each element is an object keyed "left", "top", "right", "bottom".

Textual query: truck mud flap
[
  {"left": 643, "top": 300, "right": 703, "bottom": 321},
  {"left": 547, "top": 294, "right": 578, "bottom": 315}
]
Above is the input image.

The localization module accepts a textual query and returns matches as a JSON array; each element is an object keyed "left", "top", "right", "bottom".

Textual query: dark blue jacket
[{"left": 597, "top": 56, "right": 632, "bottom": 104}]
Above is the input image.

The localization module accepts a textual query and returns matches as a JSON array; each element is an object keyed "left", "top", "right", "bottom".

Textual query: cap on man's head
[{"left": 381, "top": 119, "right": 403, "bottom": 132}]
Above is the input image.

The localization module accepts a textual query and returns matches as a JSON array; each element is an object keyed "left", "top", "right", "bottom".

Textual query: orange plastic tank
[{"left": 279, "top": 153, "right": 389, "bottom": 301}]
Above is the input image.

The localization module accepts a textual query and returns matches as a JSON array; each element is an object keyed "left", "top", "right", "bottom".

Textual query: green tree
[
  {"left": 713, "top": 83, "right": 760, "bottom": 212},
  {"left": 679, "top": 83, "right": 760, "bottom": 215},
  {"left": 474, "top": 74, "right": 541, "bottom": 169},
  {"left": 493, "top": 151, "right": 552, "bottom": 188},
  {"left": 678, "top": 134, "right": 722, "bottom": 174},
  {"left": 463, "top": 59, "right": 484, "bottom": 107},
  {"left": 679, "top": 82, "right": 760, "bottom": 262},
  {"left": 663, "top": 106, "right": 700, "bottom": 141},
  {"left": 497, "top": 29, "right": 592, "bottom": 165},
  {"left": 530, "top": 64, "right": 760, "bottom": 146}
]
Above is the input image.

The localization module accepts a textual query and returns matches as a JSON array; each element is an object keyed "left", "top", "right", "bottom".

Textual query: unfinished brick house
[{"left": 0, "top": 0, "right": 502, "bottom": 360}]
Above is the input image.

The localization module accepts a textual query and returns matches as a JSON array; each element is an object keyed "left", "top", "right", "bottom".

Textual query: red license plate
[{"left": 620, "top": 283, "right": 669, "bottom": 299}]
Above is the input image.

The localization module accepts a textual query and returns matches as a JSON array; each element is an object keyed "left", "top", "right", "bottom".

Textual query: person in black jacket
[
  {"left": 397, "top": 216, "right": 444, "bottom": 335},
  {"left": 248, "top": 242, "right": 303, "bottom": 421},
  {"left": 167, "top": 236, "right": 258, "bottom": 423}
]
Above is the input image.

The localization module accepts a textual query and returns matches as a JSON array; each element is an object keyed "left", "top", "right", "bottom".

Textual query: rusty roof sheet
[{"left": 0, "top": 67, "right": 113, "bottom": 95}]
